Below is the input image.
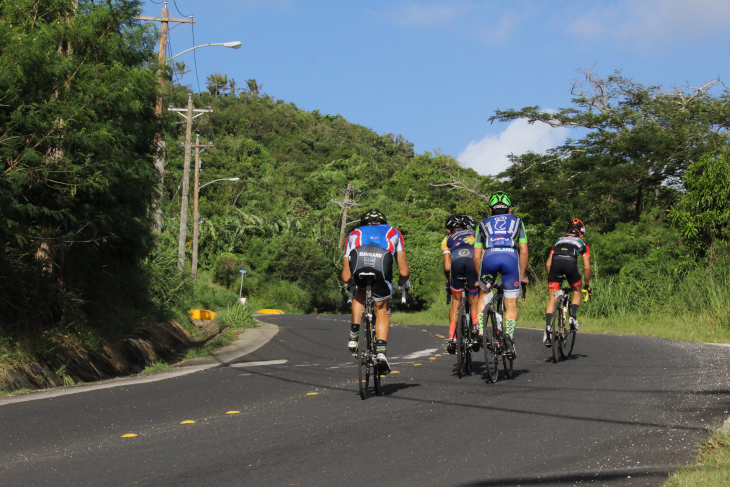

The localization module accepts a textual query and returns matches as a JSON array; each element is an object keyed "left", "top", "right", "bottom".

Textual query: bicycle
[
  {"left": 450, "top": 277, "right": 477, "bottom": 378},
  {"left": 481, "top": 281, "right": 514, "bottom": 383},
  {"left": 549, "top": 286, "right": 577, "bottom": 363},
  {"left": 348, "top": 273, "right": 407, "bottom": 400}
]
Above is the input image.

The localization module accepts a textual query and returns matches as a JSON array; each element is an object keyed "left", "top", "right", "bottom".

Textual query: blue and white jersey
[
  {"left": 474, "top": 214, "right": 527, "bottom": 250},
  {"left": 345, "top": 224, "right": 405, "bottom": 256}
]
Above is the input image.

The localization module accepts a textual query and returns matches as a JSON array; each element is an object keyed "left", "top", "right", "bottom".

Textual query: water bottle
[{"left": 496, "top": 313, "right": 503, "bottom": 334}]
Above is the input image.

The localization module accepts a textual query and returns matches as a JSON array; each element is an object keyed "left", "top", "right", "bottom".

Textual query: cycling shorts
[
  {"left": 478, "top": 248, "right": 521, "bottom": 299},
  {"left": 348, "top": 245, "right": 394, "bottom": 301},
  {"left": 450, "top": 247, "right": 478, "bottom": 296},
  {"left": 547, "top": 256, "right": 582, "bottom": 290}
]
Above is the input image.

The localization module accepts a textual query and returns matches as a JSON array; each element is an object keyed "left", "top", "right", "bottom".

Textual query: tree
[
  {"left": 246, "top": 78, "right": 262, "bottom": 97},
  {"left": 0, "top": 0, "right": 158, "bottom": 328},
  {"left": 491, "top": 70, "right": 730, "bottom": 232},
  {"left": 669, "top": 152, "right": 730, "bottom": 258},
  {"left": 206, "top": 72, "right": 228, "bottom": 98},
  {"left": 173, "top": 61, "right": 191, "bottom": 86}
]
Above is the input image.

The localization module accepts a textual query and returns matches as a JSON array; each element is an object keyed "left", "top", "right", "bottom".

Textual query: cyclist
[
  {"left": 442, "top": 214, "right": 479, "bottom": 354},
  {"left": 473, "top": 191, "right": 528, "bottom": 360},
  {"left": 543, "top": 219, "right": 591, "bottom": 347},
  {"left": 342, "top": 209, "right": 410, "bottom": 372}
]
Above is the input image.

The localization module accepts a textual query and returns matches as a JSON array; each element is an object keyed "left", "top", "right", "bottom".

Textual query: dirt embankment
[{"left": 0, "top": 321, "right": 195, "bottom": 393}]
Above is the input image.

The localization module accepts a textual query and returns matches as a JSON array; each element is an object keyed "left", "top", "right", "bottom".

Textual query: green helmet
[{"left": 489, "top": 191, "right": 511, "bottom": 208}]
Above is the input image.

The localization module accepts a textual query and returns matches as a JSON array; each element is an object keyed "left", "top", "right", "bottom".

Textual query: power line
[
  {"left": 191, "top": 19, "right": 201, "bottom": 93},
  {"left": 172, "top": 0, "right": 189, "bottom": 17}
]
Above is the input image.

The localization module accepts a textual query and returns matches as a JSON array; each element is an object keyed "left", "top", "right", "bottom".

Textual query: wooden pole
[
  {"left": 177, "top": 94, "right": 193, "bottom": 270},
  {"left": 337, "top": 183, "right": 352, "bottom": 250},
  {"left": 192, "top": 134, "right": 201, "bottom": 280}
]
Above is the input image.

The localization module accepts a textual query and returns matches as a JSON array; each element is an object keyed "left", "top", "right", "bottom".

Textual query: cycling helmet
[
  {"left": 361, "top": 208, "right": 387, "bottom": 225},
  {"left": 567, "top": 218, "right": 586, "bottom": 236},
  {"left": 445, "top": 214, "right": 476, "bottom": 230},
  {"left": 489, "top": 191, "right": 511, "bottom": 208}
]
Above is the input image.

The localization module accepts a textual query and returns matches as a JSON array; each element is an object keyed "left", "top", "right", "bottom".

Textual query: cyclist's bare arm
[
  {"left": 341, "top": 256, "right": 352, "bottom": 283},
  {"left": 545, "top": 253, "right": 553, "bottom": 274},
  {"left": 396, "top": 251, "right": 410, "bottom": 285},
  {"left": 519, "top": 242, "right": 529, "bottom": 284},
  {"left": 443, "top": 252, "right": 451, "bottom": 280},
  {"left": 472, "top": 248, "right": 483, "bottom": 276},
  {"left": 582, "top": 253, "right": 591, "bottom": 286}
]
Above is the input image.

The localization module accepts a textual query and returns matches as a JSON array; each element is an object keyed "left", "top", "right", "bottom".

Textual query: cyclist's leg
[
  {"left": 349, "top": 289, "right": 366, "bottom": 351},
  {"left": 498, "top": 251, "right": 521, "bottom": 358},
  {"left": 449, "top": 286, "right": 464, "bottom": 340},
  {"left": 563, "top": 259, "right": 584, "bottom": 328},
  {"left": 545, "top": 261, "right": 564, "bottom": 346},
  {"left": 371, "top": 278, "right": 393, "bottom": 370}
]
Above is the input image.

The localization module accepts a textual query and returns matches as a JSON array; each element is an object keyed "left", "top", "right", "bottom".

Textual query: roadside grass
[
  {"left": 141, "top": 362, "right": 174, "bottom": 373},
  {"left": 393, "top": 279, "right": 730, "bottom": 344},
  {"left": 666, "top": 427, "right": 730, "bottom": 486}
]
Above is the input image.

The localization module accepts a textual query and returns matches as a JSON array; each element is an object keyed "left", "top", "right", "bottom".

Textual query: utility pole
[
  {"left": 135, "top": 2, "right": 195, "bottom": 233},
  {"left": 333, "top": 183, "right": 359, "bottom": 250},
  {"left": 169, "top": 94, "right": 212, "bottom": 271},
  {"left": 191, "top": 135, "right": 214, "bottom": 280}
]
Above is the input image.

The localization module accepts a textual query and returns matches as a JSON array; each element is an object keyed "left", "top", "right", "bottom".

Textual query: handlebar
[{"left": 346, "top": 280, "right": 409, "bottom": 304}]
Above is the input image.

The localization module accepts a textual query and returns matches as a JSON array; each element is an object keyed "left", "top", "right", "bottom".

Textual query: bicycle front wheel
[
  {"left": 497, "top": 297, "right": 513, "bottom": 379},
  {"left": 483, "top": 311, "right": 499, "bottom": 383},
  {"left": 559, "top": 327, "right": 576, "bottom": 360}
]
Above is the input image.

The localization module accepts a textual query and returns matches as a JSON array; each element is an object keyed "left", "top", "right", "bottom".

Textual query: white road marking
[
  {"left": 401, "top": 348, "right": 439, "bottom": 360},
  {"left": 0, "top": 365, "right": 216, "bottom": 406},
  {"left": 230, "top": 359, "right": 288, "bottom": 368}
]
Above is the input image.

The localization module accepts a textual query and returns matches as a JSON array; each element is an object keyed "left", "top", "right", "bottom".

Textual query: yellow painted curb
[
  {"left": 257, "top": 309, "right": 284, "bottom": 314},
  {"left": 188, "top": 309, "right": 216, "bottom": 320}
]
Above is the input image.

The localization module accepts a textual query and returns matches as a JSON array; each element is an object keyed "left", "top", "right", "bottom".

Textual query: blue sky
[{"left": 143, "top": 0, "right": 730, "bottom": 175}]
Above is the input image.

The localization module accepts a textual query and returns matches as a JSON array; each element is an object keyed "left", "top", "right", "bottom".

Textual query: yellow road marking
[
  {"left": 435, "top": 334, "right": 445, "bottom": 338},
  {"left": 391, "top": 371, "right": 400, "bottom": 374},
  {"left": 429, "top": 357, "right": 437, "bottom": 360},
  {"left": 121, "top": 434, "right": 138, "bottom": 438},
  {"left": 307, "top": 392, "right": 318, "bottom": 395},
  {"left": 226, "top": 411, "right": 240, "bottom": 414},
  {"left": 414, "top": 363, "right": 421, "bottom": 366},
  {"left": 421, "top": 329, "right": 427, "bottom": 332},
  {"left": 180, "top": 420, "right": 195, "bottom": 424},
  {"left": 434, "top": 354, "right": 442, "bottom": 357}
]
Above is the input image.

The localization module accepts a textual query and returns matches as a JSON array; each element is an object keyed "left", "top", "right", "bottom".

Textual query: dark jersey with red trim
[{"left": 550, "top": 235, "right": 589, "bottom": 260}]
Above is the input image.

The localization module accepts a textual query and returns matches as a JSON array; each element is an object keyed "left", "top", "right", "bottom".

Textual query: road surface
[{"left": 2, "top": 314, "right": 729, "bottom": 486}]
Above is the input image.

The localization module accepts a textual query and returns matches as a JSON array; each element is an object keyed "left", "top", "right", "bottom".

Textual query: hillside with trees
[{"left": 2, "top": 0, "right": 730, "bottom": 376}]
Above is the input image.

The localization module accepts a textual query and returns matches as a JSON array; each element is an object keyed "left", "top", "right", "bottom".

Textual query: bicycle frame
[{"left": 551, "top": 287, "right": 577, "bottom": 362}]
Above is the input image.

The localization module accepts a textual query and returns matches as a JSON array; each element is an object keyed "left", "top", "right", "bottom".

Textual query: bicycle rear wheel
[
  {"left": 551, "top": 303, "right": 561, "bottom": 364},
  {"left": 456, "top": 307, "right": 465, "bottom": 378},
  {"left": 357, "top": 320, "right": 370, "bottom": 399},
  {"left": 483, "top": 311, "right": 499, "bottom": 383},
  {"left": 497, "top": 297, "right": 513, "bottom": 379}
]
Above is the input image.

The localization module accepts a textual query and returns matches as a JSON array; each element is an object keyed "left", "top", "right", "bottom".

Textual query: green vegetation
[
  {"left": 666, "top": 427, "right": 730, "bottom": 486},
  {"left": 141, "top": 362, "right": 174, "bottom": 373}
]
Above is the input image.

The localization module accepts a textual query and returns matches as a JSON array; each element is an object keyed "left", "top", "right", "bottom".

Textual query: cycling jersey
[
  {"left": 548, "top": 235, "right": 589, "bottom": 290},
  {"left": 441, "top": 229, "right": 476, "bottom": 255},
  {"left": 474, "top": 214, "right": 527, "bottom": 250},
  {"left": 345, "top": 224, "right": 404, "bottom": 257},
  {"left": 346, "top": 224, "right": 405, "bottom": 301},
  {"left": 441, "top": 229, "right": 477, "bottom": 295},
  {"left": 475, "top": 214, "right": 527, "bottom": 299},
  {"left": 550, "top": 236, "right": 589, "bottom": 260}
]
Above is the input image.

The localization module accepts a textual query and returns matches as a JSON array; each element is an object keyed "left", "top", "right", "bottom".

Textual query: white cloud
[
  {"left": 568, "top": 0, "right": 730, "bottom": 46},
  {"left": 457, "top": 119, "right": 568, "bottom": 176}
]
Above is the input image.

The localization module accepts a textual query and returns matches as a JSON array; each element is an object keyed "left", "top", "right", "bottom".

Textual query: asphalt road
[{"left": 2, "top": 314, "right": 730, "bottom": 487}]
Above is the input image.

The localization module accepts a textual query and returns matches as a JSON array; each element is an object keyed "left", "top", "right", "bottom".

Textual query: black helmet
[
  {"left": 361, "top": 208, "right": 387, "bottom": 225},
  {"left": 567, "top": 218, "right": 585, "bottom": 237},
  {"left": 445, "top": 214, "right": 475, "bottom": 230}
]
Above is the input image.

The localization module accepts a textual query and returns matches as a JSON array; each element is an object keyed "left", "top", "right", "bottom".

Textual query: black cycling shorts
[
  {"left": 348, "top": 245, "right": 394, "bottom": 301},
  {"left": 547, "top": 256, "right": 582, "bottom": 290},
  {"left": 450, "top": 247, "right": 478, "bottom": 295}
]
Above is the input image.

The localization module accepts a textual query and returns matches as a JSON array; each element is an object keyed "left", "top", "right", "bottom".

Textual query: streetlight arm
[
  {"left": 168, "top": 41, "right": 242, "bottom": 61},
  {"left": 199, "top": 177, "right": 240, "bottom": 190}
]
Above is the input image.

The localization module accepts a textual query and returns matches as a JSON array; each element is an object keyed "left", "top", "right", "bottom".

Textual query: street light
[
  {"left": 168, "top": 42, "right": 242, "bottom": 61},
  {"left": 191, "top": 176, "right": 240, "bottom": 280},
  {"left": 199, "top": 177, "right": 240, "bottom": 190}
]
